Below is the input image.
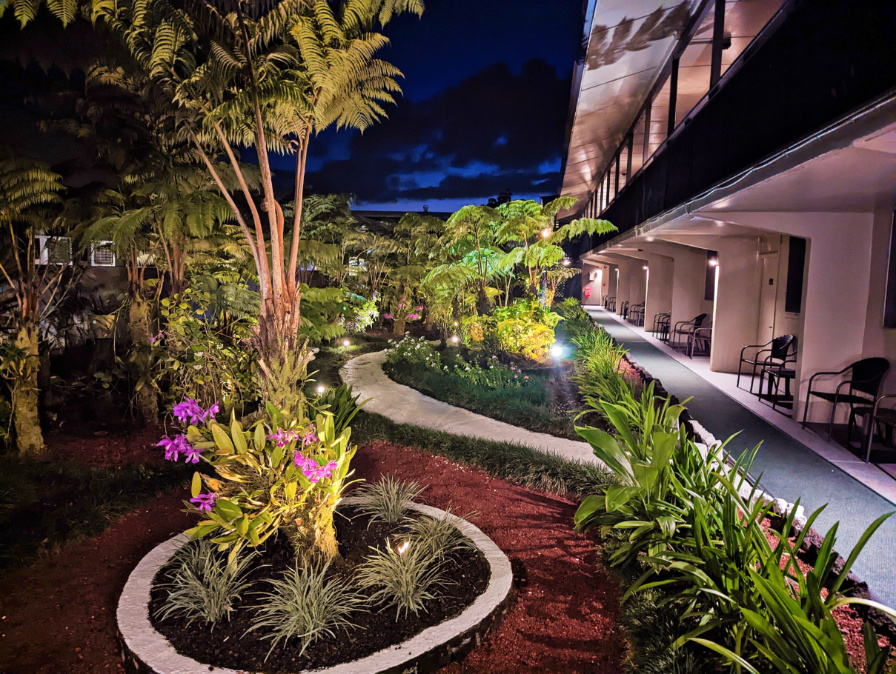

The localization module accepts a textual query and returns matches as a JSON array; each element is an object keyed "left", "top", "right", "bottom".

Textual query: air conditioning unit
[
  {"left": 33, "top": 236, "right": 73, "bottom": 265},
  {"left": 90, "top": 241, "right": 116, "bottom": 267}
]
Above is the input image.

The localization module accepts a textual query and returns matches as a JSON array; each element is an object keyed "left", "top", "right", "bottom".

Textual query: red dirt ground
[{"left": 0, "top": 438, "right": 625, "bottom": 673}]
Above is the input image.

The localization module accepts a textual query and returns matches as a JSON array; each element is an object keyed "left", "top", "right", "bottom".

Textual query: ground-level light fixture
[
  {"left": 341, "top": 338, "right": 351, "bottom": 347},
  {"left": 397, "top": 540, "right": 410, "bottom": 555},
  {"left": 541, "top": 227, "right": 551, "bottom": 239},
  {"left": 550, "top": 343, "right": 566, "bottom": 359},
  {"left": 451, "top": 335, "right": 460, "bottom": 344},
  {"left": 453, "top": 320, "right": 459, "bottom": 327},
  {"left": 316, "top": 384, "right": 326, "bottom": 395},
  {"left": 562, "top": 257, "right": 572, "bottom": 267}
]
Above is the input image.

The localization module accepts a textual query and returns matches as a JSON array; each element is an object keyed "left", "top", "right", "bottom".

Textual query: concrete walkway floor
[
  {"left": 340, "top": 350, "right": 599, "bottom": 467},
  {"left": 587, "top": 307, "right": 896, "bottom": 608}
]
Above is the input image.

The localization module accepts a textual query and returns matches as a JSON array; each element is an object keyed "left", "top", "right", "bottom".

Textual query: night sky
[{"left": 277, "top": 0, "right": 585, "bottom": 212}]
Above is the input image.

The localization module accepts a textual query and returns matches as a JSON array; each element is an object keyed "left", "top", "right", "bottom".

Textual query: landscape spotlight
[
  {"left": 562, "top": 257, "right": 572, "bottom": 267},
  {"left": 316, "top": 384, "right": 326, "bottom": 395},
  {"left": 342, "top": 338, "right": 351, "bottom": 347},
  {"left": 550, "top": 343, "right": 565, "bottom": 359},
  {"left": 541, "top": 228, "right": 551, "bottom": 239},
  {"left": 451, "top": 335, "right": 460, "bottom": 345}
]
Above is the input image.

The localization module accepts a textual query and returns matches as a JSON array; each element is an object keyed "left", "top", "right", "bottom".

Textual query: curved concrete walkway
[{"left": 340, "top": 350, "right": 600, "bottom": 467}]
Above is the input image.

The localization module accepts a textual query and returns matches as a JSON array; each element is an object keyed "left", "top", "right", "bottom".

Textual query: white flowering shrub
[
  {"left": 385, "top": 336, "right": 442, "bottom": 369},
  {"left": 452, "top": 355, "right": 527, "bottom": 389}
]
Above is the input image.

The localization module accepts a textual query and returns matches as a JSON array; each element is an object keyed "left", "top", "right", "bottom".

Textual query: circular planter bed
[{"left": 117, "top": 497, "right": 513, "bottom": 673}]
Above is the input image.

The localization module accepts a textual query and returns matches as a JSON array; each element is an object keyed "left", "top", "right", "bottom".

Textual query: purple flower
[
  {"left": 173, "top": 399, "right": 204, "bottom": 425},
  {"left": 190, "top": 492, "right": 217, "bottom": 513},
  {"left": 150, "top": 331, "right": 164, "bottom": 345},
  {"left": 407, "top": 313, "right": 419, "bottom": 320},
  {"left": 158, "top": 433, "right": 193, "bottom": 462},
  {"left": 172, "top": 399, "right": 219, "bottom": 425},
  {"left": 294, "top": 454, "right": 338, "bottom": 483},
  {"left": 267, "top": 428, "right": 302, "bottom": 447},
  {"left": 384, "top": 313, "right": 393, "bottom": 319},
  {"left": 302, "top": 425, "right": 318, "bottom": 447},
  {"left": 415, "top": 306, "right": 423, "bottom": 311}
]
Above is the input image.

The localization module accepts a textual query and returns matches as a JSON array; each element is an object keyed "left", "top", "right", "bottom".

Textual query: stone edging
[{"left": 117, "top": 498, "right": 514, "bottom": 674}]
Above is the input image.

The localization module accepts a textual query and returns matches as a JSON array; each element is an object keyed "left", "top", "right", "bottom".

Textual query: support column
[
  {"left": 643, "top": 253, "right": 674, "bottom": 330},
  {"left": 709, "top": 238, "right": 762, "bottom": 373}
]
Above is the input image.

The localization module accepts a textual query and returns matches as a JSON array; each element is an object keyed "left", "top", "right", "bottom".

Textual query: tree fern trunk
[
  {"left": 13, "top": 323, "right": 44, "bottom": 458},
  {"left": 129, "top": 297, "right": 158, "bottom": 424},
  {"left": 393, "top": 319, "right": 406, "bottom": 336}
]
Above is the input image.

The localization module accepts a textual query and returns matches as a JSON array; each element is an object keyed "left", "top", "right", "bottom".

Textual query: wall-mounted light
[
  {"left": 642, "top": 265, "right": 649, "bottom": 271},
  {"left": 708, "top": 257, "right": 719, "bottom": 267}
]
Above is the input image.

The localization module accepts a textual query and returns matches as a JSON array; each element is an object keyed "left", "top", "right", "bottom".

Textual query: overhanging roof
[{"left": 560, "top": 0, "right": 703, "bottom": 215}]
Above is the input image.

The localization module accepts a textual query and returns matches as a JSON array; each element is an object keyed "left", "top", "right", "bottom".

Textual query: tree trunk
[
  {"left": 476, "top": 284, "right": 490, "bottom": 315},
  {"left": 253, "top": 302, "right": 311, "bottom": 419},
  {"left": 14, "top": 323, "right": 44, "bottom": 457},
  {"left": 393, "top": 319, "right": 406, "bottom": 336},
  {"left": 129, "top": 297, "right": 158, "bottom": 424}
]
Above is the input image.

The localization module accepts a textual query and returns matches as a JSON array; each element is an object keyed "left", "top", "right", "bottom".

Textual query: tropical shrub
[
  {"left": 555, "top": 297, "right": 594, "bottom": 340},
  {"left": 341, "top": 294, "right": 378, "bottom": 334},
  {"left": 461, "top": 314, "right": 492, "bottom": 345},
  {"left": 574, "top": 382, "right": 896, "bottom": 673},
  {"left": 159, "top": 289, "right": 258, "bottom": 415},
  {"left": 492, "top": 318, "right": 555, "bottom": 361},
  {"left": 159, "top": 398, "right": 356, "bottom": 561},
  {"left": 573, "top": 328, "right": 633, "bottom": 417}
]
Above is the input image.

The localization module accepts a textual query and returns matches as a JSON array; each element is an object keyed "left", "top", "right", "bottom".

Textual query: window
[
  {"left": 785, "top": 236, "right": 806, "bottom": 314},
  {"left": 91, "top": 241, "right": 116, "bottom": 266},
  {"left": 705, "top": 249, "right": 718, "bottom": 301},
  {"left": 33, "top": 236, "right": 72, "bottom": 265}
]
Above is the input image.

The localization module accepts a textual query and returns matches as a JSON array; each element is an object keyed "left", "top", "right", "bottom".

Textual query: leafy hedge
[{"left": 568, "top": 306, "right": 896, "bottom": 673}]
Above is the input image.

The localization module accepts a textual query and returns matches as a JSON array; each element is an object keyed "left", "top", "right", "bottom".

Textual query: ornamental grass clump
[
  {"left": 353, "top": 475, "right": 423, "bottom": 525},
  {"left": 356, "top": 539, "right": 447, "bottom": 619},
  {"left": 155, "top": 539, "right": 255, "bottom": 628},
  {"left": 404, "top": 510, "right": 476, "bottom": 560},
  {"left": 248, "top": 561, "right": 364, "bottom": 658},
  {"left": 158, "top": 397, "right": 357, "bottom": 562}
]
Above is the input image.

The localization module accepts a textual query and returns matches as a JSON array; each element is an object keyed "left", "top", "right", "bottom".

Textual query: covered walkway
[{"left": 587, "top": 308, "right": 896, "bottom": 608}]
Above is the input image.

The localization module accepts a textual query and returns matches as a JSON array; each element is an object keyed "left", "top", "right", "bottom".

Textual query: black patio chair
[
  {"left": 687, "top": 324, "right": 713, "bottom": 358},
  {"left": 670, "top": 313, "right": 707, "bottom": 350},
  {"left": 651, "top": 312, "right": 670, "bottom": 335},
  {"left": 737, "top": 335, "right": 797, "bottom": 393},
  {"left": 847, "top": 394, "right": 896, "bottom": 463},
  {"left": 800, "top": 357, "right": 890, "bottom": 440}
]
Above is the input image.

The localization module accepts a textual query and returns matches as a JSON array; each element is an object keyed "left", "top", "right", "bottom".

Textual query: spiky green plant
[
  {"left": 404, "top": 510, "right": 476, "bottom": 560},
  {"left": 353, "top": 475, "right": 424, "bottom": 525},
  {"left": 356, "top": 539, "right": 447, "bottom": 618},
  {"left": 248, "top": 560, "right": 364, "bottom": 658},
  {"left": 155, "top": 539, "right": 256, "bottom": 628}
]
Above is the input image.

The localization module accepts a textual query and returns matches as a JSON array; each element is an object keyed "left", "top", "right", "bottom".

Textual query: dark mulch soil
[
  {"left": 43, "top": 422, "right": 167, "bottom": 467},
  {"left": 0, "top": 437, "right": 624, "bottom": 673},
  {"left": 355, "top": 441, "right": 625, "bottom": 673},
  {"left": 148, "top": 507, "right": 489, "bottom": 673}
]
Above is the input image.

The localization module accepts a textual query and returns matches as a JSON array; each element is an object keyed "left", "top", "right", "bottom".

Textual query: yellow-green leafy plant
[{"left": 158, "top": 399, "right": 356, "bottom": 562}]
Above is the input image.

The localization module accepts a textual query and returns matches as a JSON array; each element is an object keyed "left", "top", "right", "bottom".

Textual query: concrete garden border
[{"left": 117, "top": 497, "right": 513, "bottom": 674}]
